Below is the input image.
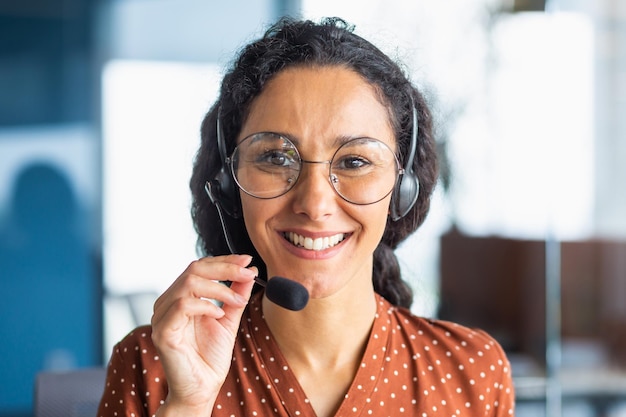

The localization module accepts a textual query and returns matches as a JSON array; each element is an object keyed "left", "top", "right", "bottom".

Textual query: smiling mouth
[{"left": 283, "top": 231, "right": 347, "bottom": 251}]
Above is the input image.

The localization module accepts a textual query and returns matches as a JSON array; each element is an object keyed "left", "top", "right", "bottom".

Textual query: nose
[{"left": 290, "top": 161, "right": 338, "bottom": 221}]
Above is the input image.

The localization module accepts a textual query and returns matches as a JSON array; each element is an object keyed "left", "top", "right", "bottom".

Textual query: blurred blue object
[{"left": 0, "top": 162, "right": 101, "bottom": 417}]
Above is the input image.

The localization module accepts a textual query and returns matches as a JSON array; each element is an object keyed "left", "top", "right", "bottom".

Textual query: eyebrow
[{"left": 274, "top": 132, "right": 380, "bottom": 148}]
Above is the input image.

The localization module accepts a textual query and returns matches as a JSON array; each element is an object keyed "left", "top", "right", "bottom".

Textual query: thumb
[{"left": 219, "top": 269, "right": 256, "bottom": 330}]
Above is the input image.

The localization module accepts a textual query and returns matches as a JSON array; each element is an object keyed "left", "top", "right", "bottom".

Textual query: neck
[{"left": 262, "top": 284, "right": 377, "bottom": 368}]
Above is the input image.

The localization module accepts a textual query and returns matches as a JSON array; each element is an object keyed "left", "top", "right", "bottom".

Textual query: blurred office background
[{"left": 0, "top": 0, "right": 624, "bottom": 415}]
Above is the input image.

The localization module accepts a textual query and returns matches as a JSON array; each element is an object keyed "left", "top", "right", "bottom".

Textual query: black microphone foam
[{"left": 261, "top": 276, "right": 309, "bottom": 311}]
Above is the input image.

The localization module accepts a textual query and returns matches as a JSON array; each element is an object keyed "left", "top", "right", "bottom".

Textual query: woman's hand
[{"left": 151, "top": 254, "right": 257, "bottom": 415}]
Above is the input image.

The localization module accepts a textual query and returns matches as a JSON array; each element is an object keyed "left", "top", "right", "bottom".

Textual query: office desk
[{"left": 515, "top": 370, "right": 626, "bottom": 417}]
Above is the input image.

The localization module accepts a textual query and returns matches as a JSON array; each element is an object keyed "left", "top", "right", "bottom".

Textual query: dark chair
[{"left": 34, "top": 368, "right": 106, "bottom": 417}]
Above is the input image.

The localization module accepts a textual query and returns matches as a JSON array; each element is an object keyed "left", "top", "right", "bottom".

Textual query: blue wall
[
  {"left": 0, "top": 2, "right": 102, "bottom": 416},
  {"left": 0, "top": 1, "right": 297, "bottom": 415}
]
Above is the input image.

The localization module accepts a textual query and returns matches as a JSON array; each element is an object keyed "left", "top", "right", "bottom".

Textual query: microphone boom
[{"left": 255, "top": 276, "right": 309, "bottom": 311}]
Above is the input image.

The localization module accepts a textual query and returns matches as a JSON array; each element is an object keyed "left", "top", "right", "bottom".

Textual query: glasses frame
[{"left": 226, "top": 132, "right": 404, "bottom": 206}]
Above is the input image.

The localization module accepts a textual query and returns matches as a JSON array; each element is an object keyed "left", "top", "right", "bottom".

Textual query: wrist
[{"left": 155, "top": 397, "right": 215, "bottom": 417}]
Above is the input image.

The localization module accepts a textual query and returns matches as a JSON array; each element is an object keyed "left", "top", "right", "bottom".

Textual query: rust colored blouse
[{"left": 98, "top": 293, "right": 515, "bottom": 416}]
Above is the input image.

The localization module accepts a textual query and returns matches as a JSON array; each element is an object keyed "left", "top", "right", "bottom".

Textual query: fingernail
[
  {"left": 241, "top": 267, "right": 257, "bottom": 278},
  {"left": 240, "top": 254, "right": 253, "bottom": 265}
]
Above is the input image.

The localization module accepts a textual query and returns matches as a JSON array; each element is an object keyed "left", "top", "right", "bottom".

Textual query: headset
[
  {"left": 205, "top": 114, "right": 242, "bottom": 219},
  {"left": 389, "top": 103, "right": 420, "bottom": 221},
  {"left": 206, "top": 102, "right": 420, "bottom": 222}
]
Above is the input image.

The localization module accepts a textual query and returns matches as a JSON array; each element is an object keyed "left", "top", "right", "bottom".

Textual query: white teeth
[{"left": 286, "top": 232, "right": 346, "bottom": 251}]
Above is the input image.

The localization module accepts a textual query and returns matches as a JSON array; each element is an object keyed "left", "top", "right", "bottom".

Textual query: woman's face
[{"left": 238, "top": 66, "right": 396, "bottom": 300}]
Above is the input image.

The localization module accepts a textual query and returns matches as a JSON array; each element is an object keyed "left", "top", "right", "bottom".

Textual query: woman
[{"left": 98, "top": 17, "right": 515, "bottom": 417}]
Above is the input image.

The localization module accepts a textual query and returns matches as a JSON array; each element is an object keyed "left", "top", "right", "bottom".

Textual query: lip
[{"left": 278, "top": 229, "right": 351, "bottom": 260}]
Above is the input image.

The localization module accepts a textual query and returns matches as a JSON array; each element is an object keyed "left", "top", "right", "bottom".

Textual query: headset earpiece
[
  {"left": 391, "top": 171, "right": 419, "bottom": 221},
  {"left": 209, "top": 105, "right": 417, "bottom": 221},
  {"left": 205, "top": 110, "right": 241, "bottom": 218},
  {"left": 390, "top": 103, "right": 420, "bottom": 221}
]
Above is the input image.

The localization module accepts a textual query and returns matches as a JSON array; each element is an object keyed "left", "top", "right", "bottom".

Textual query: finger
[
  {"left": 154, "top": 259, "right": 255, "bottom": 312},
  {"left": 153, "top": 270, "right": 257, "bottom": 324},
  {"left": 219, "top": 265, "right": 258, "bottom": 308},
  {"left": 152, "top": 296, "right": 226, "bottom": 346},
  {"left": 219, "top": 274, "right": 256, "bottom": 329},
  {"left": 189, "top": 257, "right": 257, "bottom": 284},
  {"left": 152, "top": 285, "right": 224, "bottom": 326},
  {"left": 199, "top": 254, "right": 253, "bottom": 269}
]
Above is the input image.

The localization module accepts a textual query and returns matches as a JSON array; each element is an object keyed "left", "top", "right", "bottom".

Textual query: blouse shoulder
[
  {"left": 376, "top": 297, "right": 515, "bottom": 415},
  {"left": 115, "top": 324, "right": 158, "bottom": 356},
  {"left": 107, "top": 324, "right": 161, "bottom": 372},
  {"left": 97, "top": 325, "right": 167, "bottom": 417},
  {"left": 382, "top": 297, "right": 509, "bottom": 362}
]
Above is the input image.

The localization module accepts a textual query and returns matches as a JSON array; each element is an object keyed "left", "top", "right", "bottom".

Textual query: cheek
[
  {"left": 240, "top": 195, "right": 278, "bottom": 248},
  {"left": 373, "top": 204, "right": 392, "bottom": 238},
  {"left": 352, "top": 197, "right": 392, "bottom": 244},
  {"left": 241, "top": 198, "right": 262, "bottom": 240}
]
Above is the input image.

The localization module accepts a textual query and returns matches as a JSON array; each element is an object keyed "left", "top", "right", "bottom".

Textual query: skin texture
[
  {"left": 240, "top": 65, "right": 395, "bottom": 302},
  {"left": 152, "top": 66, "right": 398, "bottom": 417}
]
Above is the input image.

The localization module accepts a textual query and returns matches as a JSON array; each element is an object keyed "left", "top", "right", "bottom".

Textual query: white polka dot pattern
[{"left": 97, "top": 293, "right": 515, "bottom": 416}]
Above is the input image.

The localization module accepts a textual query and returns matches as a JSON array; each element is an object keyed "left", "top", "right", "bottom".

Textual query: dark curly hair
[{"left": 190, "top": 17, "right": 439, "bottom": 308}]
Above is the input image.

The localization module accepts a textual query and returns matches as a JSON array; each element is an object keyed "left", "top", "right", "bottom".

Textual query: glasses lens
[
  {"left": 330, "top": 138, "right": 399, "bottom": 204},
  {"left": 230, "top": 134, "right": 399, "bottom": 204},
  {"left": 231, "top": 133, "right": 301, "bottom": 199}
]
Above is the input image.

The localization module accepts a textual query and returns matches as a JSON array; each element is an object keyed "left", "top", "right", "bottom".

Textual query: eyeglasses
[{"left": 227, "top": 132, "right": 402, "bottom": 205}]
